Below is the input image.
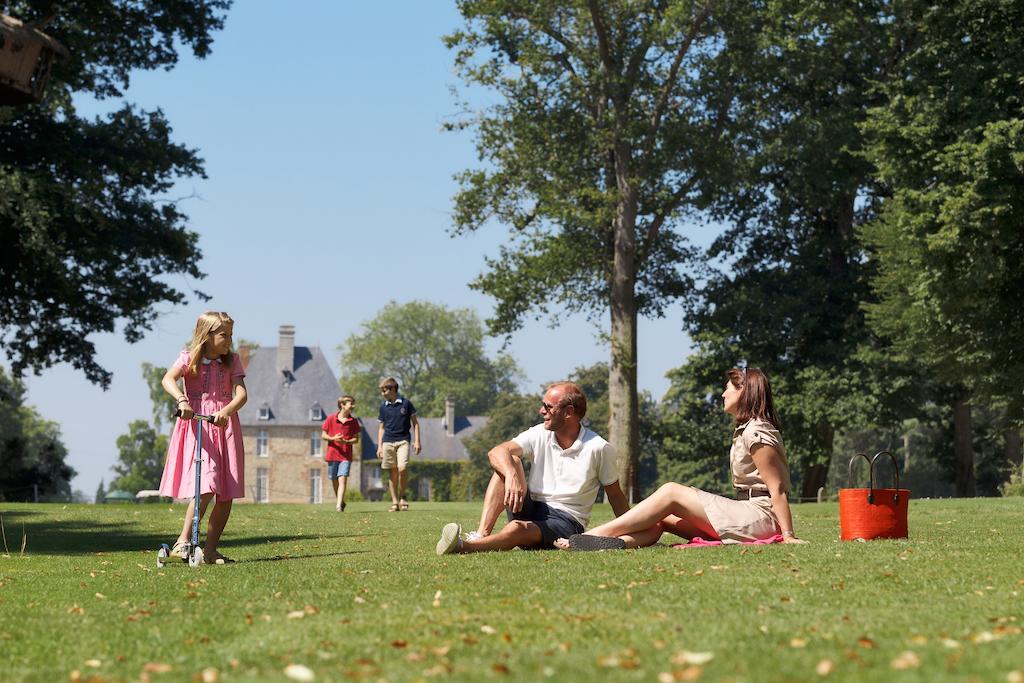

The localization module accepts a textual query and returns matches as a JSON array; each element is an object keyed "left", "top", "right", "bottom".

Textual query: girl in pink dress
[{"left": 158, "top": 311, "right": 248, "bottom": 564}]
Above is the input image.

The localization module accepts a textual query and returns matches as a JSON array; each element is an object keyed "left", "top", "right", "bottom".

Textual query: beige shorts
[
  {"left": 694, "top": 489, "right": 780, "bottom": 543},
  {"left": 380, "top": 440, "right": 410, "bottom": 470}
]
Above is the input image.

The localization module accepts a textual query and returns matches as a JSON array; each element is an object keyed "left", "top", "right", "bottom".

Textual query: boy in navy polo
[{"left": 377, "top": 377, "right": 420, "bottom": 511}]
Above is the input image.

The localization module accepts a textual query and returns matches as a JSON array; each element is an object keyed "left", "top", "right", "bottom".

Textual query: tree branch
[{"left": 643, "top": 0, "right": 715, "bottom": 159}]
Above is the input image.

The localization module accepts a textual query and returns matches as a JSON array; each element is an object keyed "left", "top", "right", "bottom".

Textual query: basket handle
[
  {"left": 847, "top": 452, "right": 872, "bottom": 489},
  {"left": 870, "top": 451, "right": 901, "bottom": 504}
]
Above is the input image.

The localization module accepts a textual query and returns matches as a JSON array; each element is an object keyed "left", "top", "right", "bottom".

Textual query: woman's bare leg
[{"left": 585, "top": 483, "right": 718, "bottom": 540}]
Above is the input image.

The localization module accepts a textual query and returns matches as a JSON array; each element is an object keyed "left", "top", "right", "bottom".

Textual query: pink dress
[{"left": 158, "top": 350, "right": 246, "bottom": 500}]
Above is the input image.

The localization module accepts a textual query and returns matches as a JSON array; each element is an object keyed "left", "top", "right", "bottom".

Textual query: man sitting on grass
[{"left": 436, "top": 381, "right": 629, "bottom": 554}]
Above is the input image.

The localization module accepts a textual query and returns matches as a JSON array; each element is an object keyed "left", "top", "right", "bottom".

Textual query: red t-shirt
[{"left": 322, "top": 413, "right": 360, "bottom": 462}]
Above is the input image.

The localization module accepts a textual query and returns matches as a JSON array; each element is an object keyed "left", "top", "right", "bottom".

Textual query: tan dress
[{"left": 693, "top": 418, "right": 791, "bottom": 543}]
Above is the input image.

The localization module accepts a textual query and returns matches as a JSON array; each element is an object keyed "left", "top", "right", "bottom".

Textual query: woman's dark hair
[{"left": 726, "top": 367, "right": 781, "bottom": 429}]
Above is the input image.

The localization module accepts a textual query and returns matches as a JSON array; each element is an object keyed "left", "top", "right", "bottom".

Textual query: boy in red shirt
[{"left": 322, "top": 395, "right": 361, "bottom": 511}]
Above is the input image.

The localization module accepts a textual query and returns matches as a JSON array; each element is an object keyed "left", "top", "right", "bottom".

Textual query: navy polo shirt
[{"left": 378, "top": 396, "right": 416, "bottom": 442}]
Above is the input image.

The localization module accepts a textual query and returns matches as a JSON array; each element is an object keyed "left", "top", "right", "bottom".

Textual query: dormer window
[
  {"left": 309, "top": 403, "right": 324, "bottom": 421},
  {"left": 258, "top": 403, "right": 271, "bottom": 421}
]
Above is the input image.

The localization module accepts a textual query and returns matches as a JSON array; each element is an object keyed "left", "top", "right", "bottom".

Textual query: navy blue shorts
[{"left": 506, "top": 494, "right": 584, "bottom": 549}]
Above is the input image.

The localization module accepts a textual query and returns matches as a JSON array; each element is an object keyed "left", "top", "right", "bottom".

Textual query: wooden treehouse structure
[{"left": 0, "top": 12, "right": 66, "bottom": 105}]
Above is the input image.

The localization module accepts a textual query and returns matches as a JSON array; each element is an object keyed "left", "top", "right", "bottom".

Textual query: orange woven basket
[{"left": 839, "top": 451, "right": 909, "bottom": 541}]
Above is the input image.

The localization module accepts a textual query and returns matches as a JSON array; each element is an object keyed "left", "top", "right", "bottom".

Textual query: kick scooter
[{"left": 156, "top": 411, "right": 215, "bottom": 568}]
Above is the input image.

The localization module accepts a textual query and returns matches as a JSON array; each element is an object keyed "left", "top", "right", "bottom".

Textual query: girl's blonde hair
[{"left": 186, "top": 311, "right": 234, "bottom": 375}]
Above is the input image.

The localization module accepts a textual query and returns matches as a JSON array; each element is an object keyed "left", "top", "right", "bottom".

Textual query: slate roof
[{"left": 238, "top": 345, "right": 340, "bottom": 427}]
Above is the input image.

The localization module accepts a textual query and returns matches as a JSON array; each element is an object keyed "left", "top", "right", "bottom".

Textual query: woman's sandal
[
  {"left": 567, "top": 533, "right": 626, "bottom": 551},
  {"left": 399, "top": 499, "right": 409, "bottom": 511},
  {"left": 389, "top": 503, "right": 400, "bottom": 512},
  {"left": 171, "top": 540, "right": 189, "bottom": 562}
]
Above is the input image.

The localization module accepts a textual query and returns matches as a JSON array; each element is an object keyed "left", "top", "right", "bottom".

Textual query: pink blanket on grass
[{"left": 672, "top": 534, "right": 784, "bottom": 549}]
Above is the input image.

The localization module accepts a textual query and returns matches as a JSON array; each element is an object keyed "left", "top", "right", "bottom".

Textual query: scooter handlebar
[{"left": 174, "top": 409, "right": 215, "bottom": 422}]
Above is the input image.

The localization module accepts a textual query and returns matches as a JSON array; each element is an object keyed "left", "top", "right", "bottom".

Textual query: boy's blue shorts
[{"left": 328, "top": 460, "right": 351, "bottom": 479}]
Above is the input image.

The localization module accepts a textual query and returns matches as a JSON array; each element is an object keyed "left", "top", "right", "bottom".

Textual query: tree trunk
[
  {"left": 608, "top": 163, "right": 640, "bottom": 502},
  {"left": 902, "top": 433, "right": 911, "bottom": 472},
  {"left": 952, "top": 399, "right": 975, "bottom": 497},
  {"left": 1005, "top": 426, "right": 1022, "bottom": 469}
]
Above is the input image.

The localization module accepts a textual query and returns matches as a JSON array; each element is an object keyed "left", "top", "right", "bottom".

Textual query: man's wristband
[{"left": 176, "top": 396, "right": 189, "bottom": 404}]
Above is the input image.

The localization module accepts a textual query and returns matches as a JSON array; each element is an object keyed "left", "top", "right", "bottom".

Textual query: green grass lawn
[{"left": 1, "top": 498, "right": 1021, "bottom": 682}]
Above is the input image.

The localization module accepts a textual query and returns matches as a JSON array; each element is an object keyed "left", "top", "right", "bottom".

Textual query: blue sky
[{"left": 19, "top": 2, "right": 715, "bottom": 498}]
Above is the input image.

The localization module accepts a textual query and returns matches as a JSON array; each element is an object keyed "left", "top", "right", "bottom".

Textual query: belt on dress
[{"left": 735, "top": 488, "right": 770, "bottom": 500}]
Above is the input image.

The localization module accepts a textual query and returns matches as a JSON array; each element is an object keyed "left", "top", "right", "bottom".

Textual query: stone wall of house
[{"left": 240, "top": 426, "right": 364, "bottom": 504}]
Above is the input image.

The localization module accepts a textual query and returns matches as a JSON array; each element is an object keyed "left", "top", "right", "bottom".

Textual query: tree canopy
[
  {"left": 0, "top": 0, "right": 231, "bottom": 387},
  {"left": 447, "top": 0, "right": 745, "bottom": 496},
  {"left": 338, "top": 301, "right": 522, "bottom": 418},
  {"left": 0, "top": 367, "right": 74, "bottom": 501}
]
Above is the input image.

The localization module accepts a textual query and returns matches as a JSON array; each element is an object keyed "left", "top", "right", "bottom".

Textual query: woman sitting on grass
[{"left": 557, "top": 367, "right": 807, "bottom": 550}]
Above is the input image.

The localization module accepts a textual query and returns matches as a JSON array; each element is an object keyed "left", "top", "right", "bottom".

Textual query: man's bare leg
[
  {"left": 475, "top": 472, "right": 507, "bottom": 537},
  {"left": 461, "top": 520, "right": 543, "bottom": 553}
]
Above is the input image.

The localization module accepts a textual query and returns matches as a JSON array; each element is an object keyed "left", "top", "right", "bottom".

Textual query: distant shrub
[{"left": 1000, "top": 465, "right": 1024, "bottom": 497}]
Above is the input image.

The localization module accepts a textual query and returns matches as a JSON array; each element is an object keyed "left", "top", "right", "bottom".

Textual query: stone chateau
[{"left": 237, "top": 325, "right": 489, "bottom": 504}]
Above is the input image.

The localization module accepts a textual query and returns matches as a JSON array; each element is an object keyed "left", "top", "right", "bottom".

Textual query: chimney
[
  {"left": 277, "top": 325, "right": 295, "bottom": 376},
  {"left": 238, "top": 344, "right": 251, "bottom": 369},
  {"left": 445, "top": 395, "right": 456, "bottom": 437}
]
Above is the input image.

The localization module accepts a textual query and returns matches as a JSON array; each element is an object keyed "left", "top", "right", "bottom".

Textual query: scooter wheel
[
  {"left": 189, "top": 546, "right": 204, "bottom": 567},
  {"left": 157, "top": 544, "right": 170, "bottom": 568}
]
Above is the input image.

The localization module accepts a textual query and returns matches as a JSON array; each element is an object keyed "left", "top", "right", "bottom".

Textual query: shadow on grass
[
  {"left": 11, "top": 516, "right": 376, "bottom": 556},
  {"left": 244, "top": 549, "right": 371, "bottom": 563}
]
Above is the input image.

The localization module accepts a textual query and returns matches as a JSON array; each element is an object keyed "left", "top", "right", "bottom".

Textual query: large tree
[
  {"left": 684, "top": 1, "right": 926, "bottom": 489},
  {"left": 338, "top": 301, "right": 522, "bottom": 417},
  {"left": 859, "top": 0, "right": 1024, "bottom": 495},
  {"left": 447, "top": 0, "right": 746, "bottom": 498},
  {"left": 0, "top": 367, "right": 74, "bottom": 501},
  {"left": 0, "top": 0, "right": 231, "bottom": 387}
]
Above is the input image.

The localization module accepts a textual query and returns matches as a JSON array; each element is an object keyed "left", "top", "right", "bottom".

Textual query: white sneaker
[{"left": 436, "top": 523, "right": 462, "bottom": 555}]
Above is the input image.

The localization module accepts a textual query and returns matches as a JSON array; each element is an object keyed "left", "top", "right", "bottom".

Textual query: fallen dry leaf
[
  {"left": 1006, "top": 670, "right": 1023, "bottom": 683},
  {"left": 283, "top": 664, "right": 314, "bottom": 681},
  {"left": 84, "top": 660, "right": 101, "bottom": 668},
  {"left": 200, "top": 667, "right": 218, "bottom": 683},
  {"left": 790, "top": 638, "right": 808, "bottom": 648},
  {"left": 672, "top": 651, "right": 714, "bottom": 666},
  {"left": 890, "top": 651, "right": 921, "bottom": 670},
  {"left": 391, "top": 640, "right": 407, "bottom": 649},
  {"left": 492, "top": 663, "right": 510, "bottom": 675},
  {"left": 432, "top": 590, "right": 442, "bottom": 608},
  {"left": 941, "top": 639, "right": 961, "bottom": 649},
  {"left": 480, "top": 625, "right": 497, "bottom": 635},
  {"left": 857, "top": 637, "right": 876, "bottom": 649},
  {"left": 142, "top": 662, "right": 172, "bottom": 673},
  {"left": 816, "top": 659, "right": 835, "bottom": 676},
  {"left": 287, "top": 611, "right": 306, "bottom": 620},
  {"left": 909, "top": 635, "right": 928, "bottom": 645}
]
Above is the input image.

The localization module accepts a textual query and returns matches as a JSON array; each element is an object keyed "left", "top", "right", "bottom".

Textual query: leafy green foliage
[
  {"left": 338, "top": 301, "right": 522, "bottom": 418},
  {"left": 0, "top": 0, "right": 232, "bottom": 386},
  {"left": 109, "top": 420, "right": 167, "bottom": 495},
  {"left": 860, "top": 0, "right": 1024, "bottom": 409},
  {"left": 0, "top": 367, "right": 74, "bottom": 501}
]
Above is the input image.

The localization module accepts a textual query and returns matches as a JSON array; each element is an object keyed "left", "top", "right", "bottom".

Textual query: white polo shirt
[{"left": 512, "top": 423, "right": 621, "bottom": 526}]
